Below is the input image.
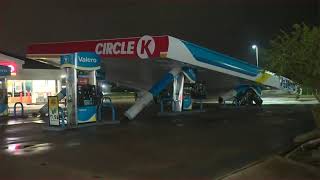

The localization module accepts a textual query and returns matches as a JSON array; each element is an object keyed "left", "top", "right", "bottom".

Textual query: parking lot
[{"left": 0, "top": 102, "right": 316, "bottom": 179}]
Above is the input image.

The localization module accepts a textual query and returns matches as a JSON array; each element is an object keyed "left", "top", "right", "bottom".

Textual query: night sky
[{"left": 0, "top": 0, "right": 319, "bottom": 65}]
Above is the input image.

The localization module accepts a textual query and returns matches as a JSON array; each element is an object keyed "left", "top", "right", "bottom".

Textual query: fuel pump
[
  {"left": 76, "top": 70, "right": 98, "bottom": 123},
  {"left": 182, "top": 83, "right": 193, "bottom": 110},
  {"left": 60, "top": 52, "right": 100, "bottom": 127},
  {"left": 0, "top": 65, "right": 11, "bottom": 117}
]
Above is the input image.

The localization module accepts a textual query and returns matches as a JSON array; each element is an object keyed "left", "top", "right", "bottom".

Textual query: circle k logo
[{"left": 137, "top": 35, "right": 155, "bottom": 59}]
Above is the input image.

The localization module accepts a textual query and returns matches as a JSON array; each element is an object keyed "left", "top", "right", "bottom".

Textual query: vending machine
[{"left": 0, "top": 65, "right": 11, "bottom": 117}]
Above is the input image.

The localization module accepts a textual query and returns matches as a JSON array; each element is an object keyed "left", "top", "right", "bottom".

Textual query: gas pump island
[
  {"left": 0, "top": 65, "right": 11, "bottom": 117},
  {"left": 47, "top": 52, "right": 116, "bottom": 129},
  {"left": 62, "top": 52, "right": 101, "bottom": 127}
]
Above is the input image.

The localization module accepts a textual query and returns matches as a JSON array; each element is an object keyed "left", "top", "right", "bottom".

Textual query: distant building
[{"left": 0, "top": 52, "right": 63, "bottom": 104}]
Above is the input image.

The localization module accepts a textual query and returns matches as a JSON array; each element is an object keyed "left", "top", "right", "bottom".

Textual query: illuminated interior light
[{"left": 8, "top": 65, "right": 15, "bottom": 72}]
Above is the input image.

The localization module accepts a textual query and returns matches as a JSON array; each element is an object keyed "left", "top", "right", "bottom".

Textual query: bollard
[
  {"left": 14, "top": 102, "right": 24, "bottom": 119},
  {"left": 102, "top": 97, "right": 116, "bottom": 121}
]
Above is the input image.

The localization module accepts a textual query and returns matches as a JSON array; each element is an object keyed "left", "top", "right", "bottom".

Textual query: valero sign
[{"left": 61, "top": 52, "right": 101, "bottom": 70}]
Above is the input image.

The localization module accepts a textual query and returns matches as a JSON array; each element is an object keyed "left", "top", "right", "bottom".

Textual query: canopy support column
[{"left": 124, "top": 67, "right": 181, "bottom": 120}]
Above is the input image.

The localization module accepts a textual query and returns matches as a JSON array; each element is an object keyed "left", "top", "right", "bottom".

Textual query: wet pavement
[{"left": 0, "top": 103, "right": 317, "bottom": 179}]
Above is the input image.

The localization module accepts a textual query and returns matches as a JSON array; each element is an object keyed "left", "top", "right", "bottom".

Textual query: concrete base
[
  {"left": 42, "top": 120, "right": 120, "bottom": 131},
  {"left": 157, "top": 109, "right": 206, "bottom": 117}
]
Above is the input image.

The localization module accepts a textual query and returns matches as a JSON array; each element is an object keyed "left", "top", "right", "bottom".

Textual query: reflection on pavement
[
  {"left": 5, "top": 142, "right": 52, "bottom": 156},
  {"left": 0, "top": 119, "right": 45, "bottom": 126}
]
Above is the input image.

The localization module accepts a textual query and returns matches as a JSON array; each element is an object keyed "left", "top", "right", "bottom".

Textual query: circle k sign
[{"left": 95, "top": 35, "right": 156, "bottom": 59}]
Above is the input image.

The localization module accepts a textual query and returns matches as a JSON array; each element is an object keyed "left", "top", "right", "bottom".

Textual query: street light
[{"left": 251, "top": 45, "right": 259, "bottom": 67}]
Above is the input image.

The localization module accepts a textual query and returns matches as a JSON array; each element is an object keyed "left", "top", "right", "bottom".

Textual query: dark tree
[
  {"left": 264, "top": 23, "right": 320, "bottom": 127},
  {"left": 264, "top": 23, "right": 320, "bottom": 100}
]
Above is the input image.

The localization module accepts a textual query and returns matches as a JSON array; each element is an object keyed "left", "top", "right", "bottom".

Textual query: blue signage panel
[
  {"left": 0, "top": 65, "right": 11, "bottom": 76},
  {"left": 61, "top": 52, "right": 101, "bottom": 70},
  {"left": 0, "top": 104, "right": 8, "bottom": 116},
  {"left": 60, "top": 54, "right": 74, "bottom": 66},
  {"left": 183, "top": 95, "right": 193, "bottom": 110},
  {"left": 77, "top": 106, "right": 97, "bottom": 123}
]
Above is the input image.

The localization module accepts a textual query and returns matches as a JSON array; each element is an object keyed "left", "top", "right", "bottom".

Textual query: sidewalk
[{"left": 221, "top": 156, "right": 320, "bottom": 180}]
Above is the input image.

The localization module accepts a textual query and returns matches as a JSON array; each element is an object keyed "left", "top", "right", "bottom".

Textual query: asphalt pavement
[{"left": 0, "top": 102, "right": 317, "bottom": 180}]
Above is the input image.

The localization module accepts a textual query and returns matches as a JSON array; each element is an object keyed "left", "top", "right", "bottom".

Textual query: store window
[{"left": 7, "top": 80, "right": 58, "bottom": 104}]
